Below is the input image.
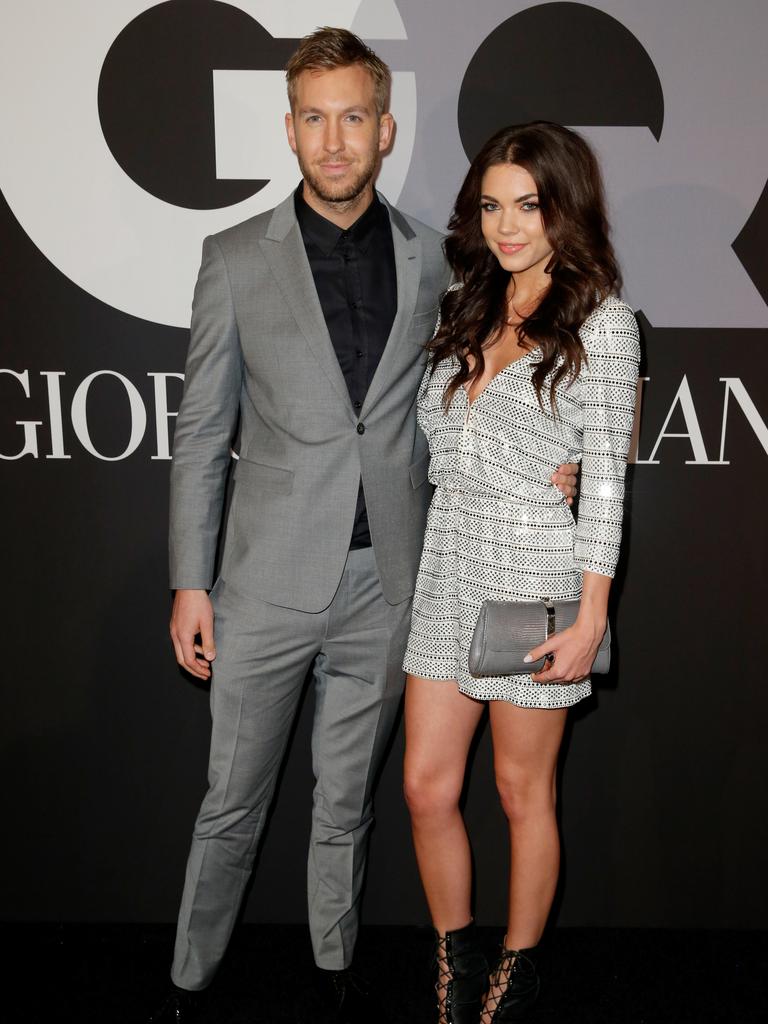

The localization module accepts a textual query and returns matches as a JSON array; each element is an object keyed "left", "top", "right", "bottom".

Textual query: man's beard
[{"left": 298, "top": 149, "right": 378, "bottom": 206}]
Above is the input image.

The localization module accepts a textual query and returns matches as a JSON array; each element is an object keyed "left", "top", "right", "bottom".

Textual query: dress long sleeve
[{"left": 572, "top": 300, "right": 641, "bottom": 577}]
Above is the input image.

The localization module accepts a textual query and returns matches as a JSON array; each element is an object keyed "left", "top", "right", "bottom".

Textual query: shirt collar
[{"left": 294, "top": 183, "right": 386, "bottom": 256}]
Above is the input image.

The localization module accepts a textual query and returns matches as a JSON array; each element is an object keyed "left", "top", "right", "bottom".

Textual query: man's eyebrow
[{"left": 298, "top": 105, "right": 371, "bottom": 115}]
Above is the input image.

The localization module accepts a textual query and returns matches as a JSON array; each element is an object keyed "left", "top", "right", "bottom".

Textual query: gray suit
[{"left": 168, "top": 190, "right": 449, "bottom": 987}]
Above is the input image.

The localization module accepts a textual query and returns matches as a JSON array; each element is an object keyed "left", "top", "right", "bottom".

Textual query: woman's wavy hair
[{"left": 430, "top": 121, "right": 620, "bottom": 409}]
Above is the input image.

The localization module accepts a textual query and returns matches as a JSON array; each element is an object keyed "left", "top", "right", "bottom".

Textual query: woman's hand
[
  {"left": 524, "top": 614, "right": 606, "bottom": 683},
  {"left": 525, "top": 571, "right": 612, "bottom": 683}
]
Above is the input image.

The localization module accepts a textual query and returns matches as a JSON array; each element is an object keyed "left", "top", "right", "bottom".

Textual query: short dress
[{"left": 402, "top": 295, "right": 641, "bottom": 707}]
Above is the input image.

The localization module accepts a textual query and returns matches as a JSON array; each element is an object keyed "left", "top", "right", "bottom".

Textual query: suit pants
[{"left": 171, "top": 547, "right": 411, "bottom": 990}]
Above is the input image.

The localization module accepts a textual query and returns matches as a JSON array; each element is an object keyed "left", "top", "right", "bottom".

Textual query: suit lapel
[
  {"left": 259, "top": 196, "right": 353, "bottom": 413},
  {"left": 258, "top": 192, "right": 422, "bottom": 420},
  {"left": 361, "top": 198, "right": 422, "bottom": 416}
]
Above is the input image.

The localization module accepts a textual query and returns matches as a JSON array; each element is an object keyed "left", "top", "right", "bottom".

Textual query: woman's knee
[
  {"left": 403, "top": 766, "right": 463, "bottom": 821},
  {"left": 495, "top": 769, "right": 556, "bottom": 825}
]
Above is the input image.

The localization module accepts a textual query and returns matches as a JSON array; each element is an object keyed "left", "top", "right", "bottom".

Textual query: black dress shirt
[{"left": 295, "top": 186, "right": 397, "bottom": 548}]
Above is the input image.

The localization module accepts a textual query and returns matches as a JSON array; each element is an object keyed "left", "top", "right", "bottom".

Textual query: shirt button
[
  {"left": 353, "top": 401, "right": 362, "bottom": 410},
  {"left": 356, "top": 422, "right": 365, "bottom": 435},
  {"left": 355, "top": 350, "right": 364, "bottom": 358}
]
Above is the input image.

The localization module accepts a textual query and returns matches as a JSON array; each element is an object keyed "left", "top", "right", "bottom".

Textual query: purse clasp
[{"left": 541, "top": 598, "right": 556, "bottom": 639}]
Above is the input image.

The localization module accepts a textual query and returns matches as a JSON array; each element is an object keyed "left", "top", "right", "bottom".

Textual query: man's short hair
[{"left": 286, "top": 26, "right": 391, "bottom": 118}]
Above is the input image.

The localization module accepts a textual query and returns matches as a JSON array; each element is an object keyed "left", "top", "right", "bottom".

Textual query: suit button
[{"left": 356, "top": 422, "right": 365, "bottom": 435}]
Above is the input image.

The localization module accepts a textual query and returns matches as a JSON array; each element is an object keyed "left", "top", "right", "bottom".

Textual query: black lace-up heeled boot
[
  {"left": 433, "top": 920, "right": 489, "bottom": 1024},
  {"left": 480, "top": 945, "right": 539, "bottom": 1022},
  {"left": 146, "top": 984, "right": 204, "bottom": 1022}
]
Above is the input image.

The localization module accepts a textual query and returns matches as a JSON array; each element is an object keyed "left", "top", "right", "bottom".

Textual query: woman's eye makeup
[{"left": 480, "top": 199, "right": 539, "bottom": 212}]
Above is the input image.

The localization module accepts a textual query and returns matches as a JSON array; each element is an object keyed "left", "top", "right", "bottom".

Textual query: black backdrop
[{"left": 2, "top": 0, "right": 767, "bottom": 930}]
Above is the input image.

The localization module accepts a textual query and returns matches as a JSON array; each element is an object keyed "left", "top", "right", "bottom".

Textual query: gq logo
[
  {"left": 0, "top": 0, "right": 414, "bottom": 327},
  {"left": 1, "top": 1, "right": 766, "bottom": 330}
]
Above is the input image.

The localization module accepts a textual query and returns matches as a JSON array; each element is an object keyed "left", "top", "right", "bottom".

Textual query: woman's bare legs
[
  {"left": 403, "top": 675, "right": 485, "bottom": 932},
  {"left": 404, "top": 675, "right": 487, "bottom": 1022},
  {"left": 480, "top": 702, "right": 568, "bottom": 1020}
]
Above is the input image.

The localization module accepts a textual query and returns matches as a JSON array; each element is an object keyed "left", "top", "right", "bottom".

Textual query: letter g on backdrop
[{"left": 0, "top": 1, "right": 414, "bottom": 328}]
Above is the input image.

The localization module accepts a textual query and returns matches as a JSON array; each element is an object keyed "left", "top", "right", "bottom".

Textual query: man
[{"left": 154, "top": 27, "right": 576, "bottom": 1023}]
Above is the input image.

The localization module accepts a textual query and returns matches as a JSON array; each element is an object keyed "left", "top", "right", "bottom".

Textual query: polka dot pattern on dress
[{"left": 402, "top": 294, "right": 641, "bottom": 707}]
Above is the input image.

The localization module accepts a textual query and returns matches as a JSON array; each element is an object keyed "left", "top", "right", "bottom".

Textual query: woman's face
[{"left": 479, "top": 162, "right": 553, "bottom": 279}]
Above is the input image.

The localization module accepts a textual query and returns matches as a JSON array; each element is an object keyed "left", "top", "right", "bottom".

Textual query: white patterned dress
[{"left": 402, "top": 296, "right": 640, "bottom": 707}]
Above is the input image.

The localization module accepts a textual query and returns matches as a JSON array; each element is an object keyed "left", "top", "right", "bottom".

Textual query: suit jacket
[{"left": 169, "top": 191, "right": 451, "bottom": 611}]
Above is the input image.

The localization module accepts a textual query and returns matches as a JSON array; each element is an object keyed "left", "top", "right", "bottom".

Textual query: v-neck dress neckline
[{"left": 462, "top": 347, "right": 540, "bottom": 409}]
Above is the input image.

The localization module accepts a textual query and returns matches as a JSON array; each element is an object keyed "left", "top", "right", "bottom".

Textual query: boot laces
[
  {"left": 480, "top": 948, "right": 534, "bottom": 1023},
  {"left": 433, "top": 934, "right": 454, "bottom": 1024}
]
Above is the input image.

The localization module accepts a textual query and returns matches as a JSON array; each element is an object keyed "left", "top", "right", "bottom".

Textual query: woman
[{"left": 402, "top": 122, "right": 640, "bottom": 1023}]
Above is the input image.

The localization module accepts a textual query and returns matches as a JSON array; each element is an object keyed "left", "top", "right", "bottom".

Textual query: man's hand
[
  {"left": 551, "top": 462, "right": 579, "bottom": 505},
  {"left": 170, "top": 589, "right": 216, "bottom": 680}
]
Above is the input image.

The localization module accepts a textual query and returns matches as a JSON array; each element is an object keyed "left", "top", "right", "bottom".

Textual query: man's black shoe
[
  {"left": 317, "top": 967, "right": 380, "bottom": 1024},
  {"left": 146, "top": 984, "right": 204, "bottom": 1022}
]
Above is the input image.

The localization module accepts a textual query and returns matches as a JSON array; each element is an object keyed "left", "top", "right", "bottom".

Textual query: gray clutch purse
[{"left": 468, "top": 598, "right": 611, "bottom": 678}]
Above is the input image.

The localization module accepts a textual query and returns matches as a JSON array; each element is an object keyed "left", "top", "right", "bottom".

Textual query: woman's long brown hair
[{"left": 430, "top": 122, "right": 620, "bottom": 409}]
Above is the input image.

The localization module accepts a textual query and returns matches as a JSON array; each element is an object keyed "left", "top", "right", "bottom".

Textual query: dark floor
[{"left": 2, "top": 923, "right": 766, "bottom": 1023}]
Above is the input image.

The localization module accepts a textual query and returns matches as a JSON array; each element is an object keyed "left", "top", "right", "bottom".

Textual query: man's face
[{"left": 286, "top": 64, "right": 393, "bottom": 206}]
